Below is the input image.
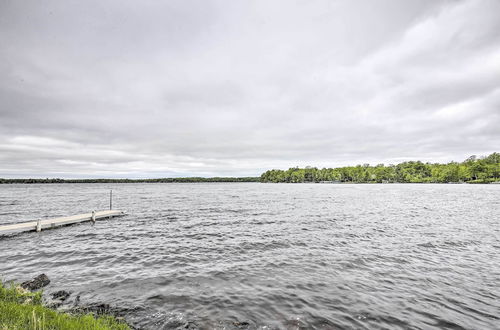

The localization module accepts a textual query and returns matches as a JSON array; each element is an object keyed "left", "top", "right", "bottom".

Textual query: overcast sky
[{"left": 0, "top": 0, "right": 499, "bottom": 178}]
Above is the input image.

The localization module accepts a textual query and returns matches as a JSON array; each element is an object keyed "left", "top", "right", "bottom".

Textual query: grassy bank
[{"left": 0, "top": 282, "right": 129, "bottom": 330}]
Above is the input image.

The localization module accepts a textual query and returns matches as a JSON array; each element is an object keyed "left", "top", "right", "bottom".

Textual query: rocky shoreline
[{"left": 15, "top": 273, "right": 135, "bottom": 329}]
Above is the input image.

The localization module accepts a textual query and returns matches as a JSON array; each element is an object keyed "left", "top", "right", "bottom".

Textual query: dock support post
[
  {"left": 36, "top": 218, "right": 42, "bottom": 232},
  {"left": 109, "top": 190, "right": 113, "bottom": 219},
  {"left": 91, "top": 210, "right": 96, "bottom": 223}
]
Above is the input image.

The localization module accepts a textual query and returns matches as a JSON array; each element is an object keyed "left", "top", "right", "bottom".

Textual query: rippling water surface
[{"left": 1, "top": 183, "right": 499, "bottom": 329}]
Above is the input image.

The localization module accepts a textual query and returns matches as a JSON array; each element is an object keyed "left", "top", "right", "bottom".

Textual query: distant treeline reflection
[{"left": 261, "top": 152, "right": 500, "bottom": 183}]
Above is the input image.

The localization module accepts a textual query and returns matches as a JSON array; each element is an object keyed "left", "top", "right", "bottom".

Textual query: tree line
[
  {"left": 0, "top": 177, "right": 260, "bottom": 184},
  {"left": 2, "top": 153, "right": 498, "bottom": 184},
  {"left": 260, "top": 152, "right": 500, "bottom": 183}
]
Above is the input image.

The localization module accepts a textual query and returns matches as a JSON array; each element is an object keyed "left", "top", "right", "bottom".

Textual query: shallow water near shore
[{"left": 1, "top": 183, "right": 499, "bottom": 329}]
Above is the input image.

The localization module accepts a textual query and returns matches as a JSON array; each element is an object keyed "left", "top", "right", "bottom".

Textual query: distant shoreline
[
  {"left": 2, "top": 152, "right": 498, "bottom": 184},
  {"left": 0, "top": 177, "right": 260, "bottom": 184},
  {"left": 0, "top": 179, "right": 499, "bottom": 184}
]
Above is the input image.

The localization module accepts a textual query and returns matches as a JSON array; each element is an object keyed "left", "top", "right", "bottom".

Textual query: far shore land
[
  {"left": 1, "top": 179, "right": 499, "bottom": 184},
  {"left": 1, "top": 152, "right": 499, "bottom": 185}
]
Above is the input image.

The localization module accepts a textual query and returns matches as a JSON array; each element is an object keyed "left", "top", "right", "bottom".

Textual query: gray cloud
[{"left": 0, "top": 0, "right": 499, "bottom": 178}]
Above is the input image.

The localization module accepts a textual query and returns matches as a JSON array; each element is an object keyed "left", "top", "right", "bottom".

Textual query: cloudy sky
[{"left": 0, "top": 0, "right": 499, "bottom": 178}]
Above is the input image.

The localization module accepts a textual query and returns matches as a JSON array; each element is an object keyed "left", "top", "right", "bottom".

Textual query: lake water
[{"left": 1, "top": 183, "right": 499, "bottom": 329}]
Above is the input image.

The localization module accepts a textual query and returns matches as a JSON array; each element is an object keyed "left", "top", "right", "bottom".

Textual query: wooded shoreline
[
  {"left": 0, "top": 179, "right": 498, "bottom": 184},
  {"left": 1, "top": 152, "right": 498, "bottom": 184},
  {"left": 261, "top": 153, "right": 500, "bottom": 184}
]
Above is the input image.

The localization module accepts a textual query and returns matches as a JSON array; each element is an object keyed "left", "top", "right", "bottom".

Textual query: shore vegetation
[
  {"left": 0, "top": 281, "right": 129, "bottom": 330},
  {"left": 260, "top": 152, "right": 500, "bottom": 183}
]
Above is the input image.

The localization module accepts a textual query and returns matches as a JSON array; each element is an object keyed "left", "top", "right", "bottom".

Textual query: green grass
[{"left": 0, "top": 282, "right": 130, "bottom": 330}]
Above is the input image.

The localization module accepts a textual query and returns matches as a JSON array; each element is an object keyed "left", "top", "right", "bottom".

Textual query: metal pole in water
[
  {"left": 91, "top": 210, "right": 96, "bottom": 223},
  {"left": 36, "top": 218, "right": 42, "bottom": 232}
]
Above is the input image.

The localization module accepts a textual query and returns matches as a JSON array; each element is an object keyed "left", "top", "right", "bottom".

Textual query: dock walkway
[{"left": 0, "top": 210, "right": 125, "bottom": 235}]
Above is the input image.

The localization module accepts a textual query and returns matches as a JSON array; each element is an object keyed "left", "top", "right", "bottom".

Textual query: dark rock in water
[
  {"left": 74, "top": 295, "right": 81, "bottom": 306},
  {"left": 79, "top": 303, "right": 112, "bottom": 315},
  {"left": 21, "top": 273, "right": 50, "bottom": 291},
  {"left": 233, "top": 321, "right": 250, "bottom": 328},
  {"left": 73, "top": 302, "right": 137, "bottom": 317},
  {"left": 46, "top": 300, "right": 63, "bottom": 309},
  {"left": 51, "top": 290, "right": 71, "bottom": 301}
]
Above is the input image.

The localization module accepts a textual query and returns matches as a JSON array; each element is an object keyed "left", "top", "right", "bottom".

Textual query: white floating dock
[{"left": 0, "top": 210, "right": 126, "bottom": 235}]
